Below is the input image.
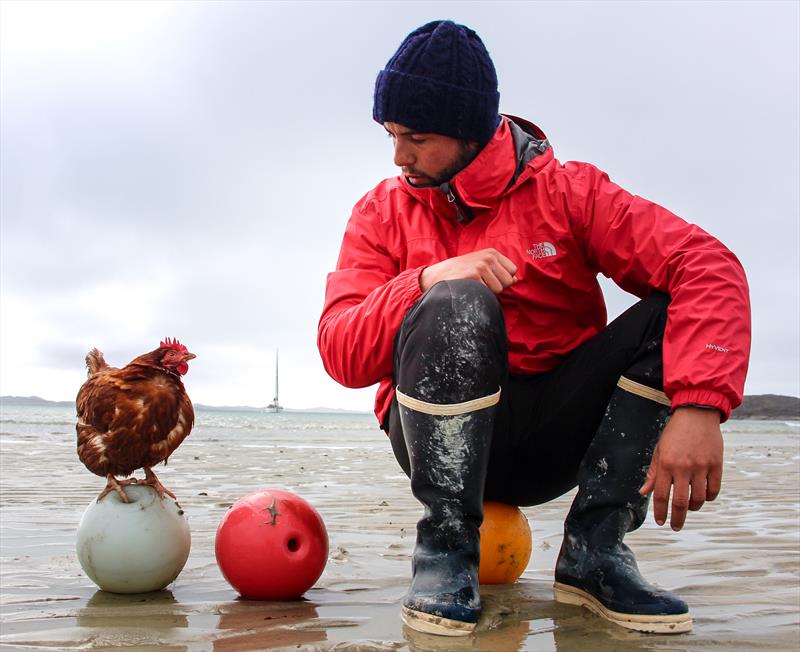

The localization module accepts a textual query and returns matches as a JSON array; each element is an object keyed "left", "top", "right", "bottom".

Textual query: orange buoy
[{"left": 479, "top": 502, "right": 532, "bottom": 584}]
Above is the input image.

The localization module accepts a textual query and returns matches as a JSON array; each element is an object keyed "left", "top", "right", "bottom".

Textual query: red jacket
[{"left": 318, "top": 116, "right": 751, "bottom": 424}]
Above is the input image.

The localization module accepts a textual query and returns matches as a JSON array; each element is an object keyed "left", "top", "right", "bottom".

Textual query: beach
[{"left": 1, "top": 406, "right": 798, "bottom": 651}]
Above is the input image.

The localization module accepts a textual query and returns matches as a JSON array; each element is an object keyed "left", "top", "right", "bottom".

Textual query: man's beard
[{"left": 407, "top": 141, "right": 480, "bottom": 188}]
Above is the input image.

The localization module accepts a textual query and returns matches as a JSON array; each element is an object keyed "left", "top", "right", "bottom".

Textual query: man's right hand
[{"left": 420, "top": 249, "right": 518, "bottom": 293}]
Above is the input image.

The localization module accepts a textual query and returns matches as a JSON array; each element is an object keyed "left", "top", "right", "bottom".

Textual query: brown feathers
[{"left": 84, "top": 348, "right": 109, "bottom": 377}]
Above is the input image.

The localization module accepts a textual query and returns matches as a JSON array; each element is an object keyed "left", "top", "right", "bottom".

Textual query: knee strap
[{"left": 396, "top": 388, "right": 502, "bottom": 416}]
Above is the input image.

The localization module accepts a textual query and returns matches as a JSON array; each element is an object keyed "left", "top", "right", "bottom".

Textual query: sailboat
[{"left": 266, "top": 349, "right": 283, "bottom": 412}]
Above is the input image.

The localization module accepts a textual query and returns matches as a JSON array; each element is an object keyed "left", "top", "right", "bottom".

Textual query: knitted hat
[{"left": 373, "top": 20, "right": 500, "bottom": 144}]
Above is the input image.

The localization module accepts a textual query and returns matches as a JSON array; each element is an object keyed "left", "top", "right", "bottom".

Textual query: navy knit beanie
[{"left": 373, "top": 20, "right": 500, "bottom": 144}]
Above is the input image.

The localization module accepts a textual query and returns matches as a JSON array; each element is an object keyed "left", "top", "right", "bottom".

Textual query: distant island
[
  {"left": 1, "top": 394, "right": 797, "bottom": 420},
  {"left": 729, "top": 394, "right": 800, "bottom": 421},
  {"left": 0, "top": 395, "right": 370, "bottom": 415}
]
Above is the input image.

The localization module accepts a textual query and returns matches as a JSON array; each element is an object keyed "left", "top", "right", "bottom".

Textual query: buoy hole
[{"left": 287, "top": 537, "right": 300, "bottom": 552}]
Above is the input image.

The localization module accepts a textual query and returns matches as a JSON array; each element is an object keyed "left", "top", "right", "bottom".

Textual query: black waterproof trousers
[{"left": 386, "top": 279, "right": 670, "bottom": 507}]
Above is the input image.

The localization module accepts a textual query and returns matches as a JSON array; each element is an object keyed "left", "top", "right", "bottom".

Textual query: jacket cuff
[
  {"left": 402, "top": 266, "right": 426, "bottom": 304},
  {"left": 671, "top": 389, "right": 732, "bottom": 423}
]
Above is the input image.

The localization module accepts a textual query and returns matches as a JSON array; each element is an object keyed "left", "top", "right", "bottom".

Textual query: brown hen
[{"left": 76, "top": 338, "right": 196, "bottom": 502}]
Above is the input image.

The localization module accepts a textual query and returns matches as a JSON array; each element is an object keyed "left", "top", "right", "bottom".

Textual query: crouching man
[{"left": 317, "top": 20, "right": 751, "bottom": 637}]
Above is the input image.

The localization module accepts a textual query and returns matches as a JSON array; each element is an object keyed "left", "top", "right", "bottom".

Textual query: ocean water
[
  {"left": 1, "top": 403, "right": 797, "bottom": 495},
  {"left": 2, "top": 402, "right": 798, "bottom": 436},
  {"left": 0, "top": 403, "right": 377, "bottom": 429},
  {"left": 1, "top": 404, "right": 797, "bottom": 477},
  {"left": 0, "top": 404, "right": 384, "bottom": 448}
]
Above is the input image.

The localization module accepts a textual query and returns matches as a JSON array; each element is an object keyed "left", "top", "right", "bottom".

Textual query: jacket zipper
[{"left": 441, "top": 182, "right": 470, "bottom": 224}]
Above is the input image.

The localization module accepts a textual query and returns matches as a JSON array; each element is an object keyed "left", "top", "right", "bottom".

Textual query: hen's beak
[{"left": 183, "top": 352, "right": 197, "bottom": 361}]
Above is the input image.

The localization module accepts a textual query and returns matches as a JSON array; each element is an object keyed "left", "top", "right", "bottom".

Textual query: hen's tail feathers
[{"left": 85, "top": 348, "right": 108, "bottom": 377}]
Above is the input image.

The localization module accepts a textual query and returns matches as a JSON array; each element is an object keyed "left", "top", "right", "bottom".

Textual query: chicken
[{"left": 76, "top": 338, "right": 196, "bottom": 503}]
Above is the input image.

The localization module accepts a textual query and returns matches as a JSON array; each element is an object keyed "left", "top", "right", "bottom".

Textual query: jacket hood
[{"left": 504, "top": 114, "right": 552, "bottom": 187}]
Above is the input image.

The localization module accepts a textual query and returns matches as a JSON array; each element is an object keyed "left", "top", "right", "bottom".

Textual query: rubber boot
[
  {"left": 391, "top": 280, "right": 507, "bottom": 636},
  {"left": 398, "top": 390, "right": 498, "bottom": 636},
  {"left": 554, "top": 377, "right": 693, "bottom": 634}
]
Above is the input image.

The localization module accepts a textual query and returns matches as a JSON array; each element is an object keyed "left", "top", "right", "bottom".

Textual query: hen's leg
[
  {"left": 97, "top": 475, "right": 137, "bottom": 503},
  {"left": 141, "top": 467, "right": 176, "bottom": 500}
]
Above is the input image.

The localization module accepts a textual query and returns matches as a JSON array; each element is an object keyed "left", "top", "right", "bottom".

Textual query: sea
[
  {"left": 0, "top": 404, "right": 385, "bottom": 450},
  {"left": 1, "top": 403, "right": 799, "bottom": 461},
  {"left": 1, "top": 403, "right": 798, "bottom": 441}
]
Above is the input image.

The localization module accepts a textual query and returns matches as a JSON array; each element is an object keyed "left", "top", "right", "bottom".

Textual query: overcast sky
[{"left": 1, "top": 1, "right": 798, "bottom": 413}]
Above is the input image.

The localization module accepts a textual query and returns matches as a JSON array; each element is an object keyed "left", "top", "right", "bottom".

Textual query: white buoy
[{"left": 76, "top": 484, "right": 191, "bottom": 593}]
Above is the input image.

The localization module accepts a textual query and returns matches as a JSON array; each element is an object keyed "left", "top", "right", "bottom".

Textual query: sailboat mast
[
  {"left": 267, "top": 348, "right": 282, "bottom": 411},
  {"left": 275, "top": 349, "right": 279, "bottom": 403}
]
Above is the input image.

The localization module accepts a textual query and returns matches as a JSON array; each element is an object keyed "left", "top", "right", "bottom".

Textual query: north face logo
[{"left": 527, "top": 242, "right": 557, "bottom": 259}]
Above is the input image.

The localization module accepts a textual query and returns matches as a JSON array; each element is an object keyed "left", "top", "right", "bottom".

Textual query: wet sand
[{"left": 1, "top": 417, "right": 799, "bottom": 651}]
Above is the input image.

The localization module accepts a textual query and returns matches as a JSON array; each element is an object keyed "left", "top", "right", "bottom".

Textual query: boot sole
[
  {"left": 401, "top": 606, "right": 476, "bottom": 636},
  {"left": 553, "top": 581, "right": 693, "bottom": 634}
]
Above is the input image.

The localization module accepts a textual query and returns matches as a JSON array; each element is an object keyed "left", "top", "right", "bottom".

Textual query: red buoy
[{"left": 215, "top": 489, "right": 328, "bottom": 600}]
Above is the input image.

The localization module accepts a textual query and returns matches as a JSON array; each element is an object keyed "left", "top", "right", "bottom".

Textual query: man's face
[{"left": 384, "top": 122, "right": 480, "bottom": 188}]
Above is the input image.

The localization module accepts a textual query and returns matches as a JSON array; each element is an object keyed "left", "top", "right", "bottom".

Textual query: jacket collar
[
  {"left": 448, "top": 116, "right": 517, "bottom": 211},
  {"left": 401, "top": 115, "right": 553, "bottom": 221}
]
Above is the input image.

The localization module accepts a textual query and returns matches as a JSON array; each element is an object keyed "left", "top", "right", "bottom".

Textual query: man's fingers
[
  {"left": 640, "top": 446, "right": 660, "bottom": 496},
  {"left": 707, "top": 465, "right": 722, "bottom": 501},
  {"left": 482, "top": 273, "right": 505, "bottom": 294},
  {"left": 493, "top": 265, "right": 516, "bottom": 289},
  {"left": 472, "top": 251, "right": 516, "bottom": 293},
  {"left": 499, "top": 256, "right": 518, "bottom": 277},
  {"left": 652, "top": 472, "right": 672, "bottom": 526},
  {"left": 487, "top": 251, "right": 517, "bottom": 289},
  {"left": 481, "top": 261, "right": 516, "bottom": 293},
  {"left": 688, "top": 472, "right": 707, "bottom": 512},
  {"left": 670, "top": 476, "right": 691, "bottom": 531},
  {"left": 488, "top": 249, "right": 518, "bottom": 276},
  {"left": 639, "top": 464, "right": 656, "bottom": 496}
]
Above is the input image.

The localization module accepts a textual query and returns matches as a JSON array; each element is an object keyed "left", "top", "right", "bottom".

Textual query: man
[{"left": 318, "top": 20, "right": 750, "bottom": 637}]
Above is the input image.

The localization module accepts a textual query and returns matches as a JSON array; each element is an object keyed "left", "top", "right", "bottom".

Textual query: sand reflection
[{"left": 213, "top": 600, "right": 325, "bottom": 651}]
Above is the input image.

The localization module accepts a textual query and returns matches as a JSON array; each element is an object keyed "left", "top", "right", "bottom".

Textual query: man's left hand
[{"left": 639, "top": 406, "right": 723, "bottom": 531}]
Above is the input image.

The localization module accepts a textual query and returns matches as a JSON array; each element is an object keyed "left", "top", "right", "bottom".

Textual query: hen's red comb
[{"left": 160, "top": 337, "right": 188, "bottom": 353}]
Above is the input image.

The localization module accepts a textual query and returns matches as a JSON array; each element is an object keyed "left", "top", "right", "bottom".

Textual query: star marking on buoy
[{"left": 263, "top": 499, "right": 280, "bottom": 525}]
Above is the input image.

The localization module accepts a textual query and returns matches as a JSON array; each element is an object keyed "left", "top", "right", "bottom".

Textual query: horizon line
[{"left": 0, "top": 394, "right": 373, "bottom": 414}]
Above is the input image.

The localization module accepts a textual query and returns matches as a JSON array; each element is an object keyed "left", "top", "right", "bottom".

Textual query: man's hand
[
  {"left": 639, "top": 406, "right": 723, "bottom": 531},
  {"left": 420, "top": 248, "right": 518, "bottom": 293}
]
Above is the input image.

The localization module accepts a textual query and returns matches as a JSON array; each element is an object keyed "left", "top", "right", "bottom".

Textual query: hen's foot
[
  {"left": 97, "top": 475, "right": 138, "bottom": 503},
  {"left": 141, "top": 467, "right": 177, "bottom": 500}
]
